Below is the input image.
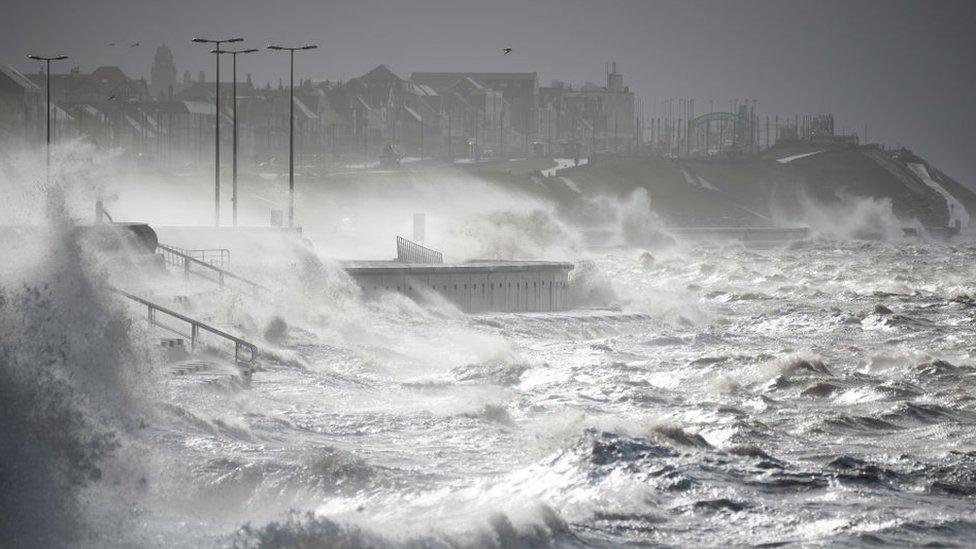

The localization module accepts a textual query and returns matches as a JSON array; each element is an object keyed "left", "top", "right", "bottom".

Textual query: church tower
[{"left": 150, "top": 44, "right": 176, "bottom": 99}]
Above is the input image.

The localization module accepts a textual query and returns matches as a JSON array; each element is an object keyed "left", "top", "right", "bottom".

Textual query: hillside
[{"left": 505, "top": 143, "right": 976, "bottom": 229}]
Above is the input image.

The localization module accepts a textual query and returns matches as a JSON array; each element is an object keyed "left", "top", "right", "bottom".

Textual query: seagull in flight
[
  {"left": 502, "top": 47, "right": 513, "bottom": 55},
  {"left": 130, "top": 42, "right": 139, "bottom": 47},
  {"left": 108, "top": 42, "right": 116, "bottom": 46}
]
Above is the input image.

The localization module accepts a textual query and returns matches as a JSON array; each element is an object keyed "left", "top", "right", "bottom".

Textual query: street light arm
[
  {"left": 27, "top": 54, "right": 69, "bottom": 61},
  {"left": 193, "top": 37, "right": 244, "bottom": 44},
  {"left": 214, "top": 48, "right": 260, "bottom": 54},
  {"left": 267, "top": 44, "right": 318, "bottom": 51}
]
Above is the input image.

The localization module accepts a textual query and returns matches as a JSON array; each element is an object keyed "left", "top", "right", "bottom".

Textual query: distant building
[
  {"left": 539, "top": 63, "right": 635, "bottom": 154},
  {"left": 412, "top": 71, "right": 538, "bottom": 152},
  {"left": 2, "top": 59, "right": 643, "bottom": 163},
  {"left": 150, "top": 44, "right": 177, "bottom": 99},
  {"left": 333, "top": 65, "right": 442, "bottom": 156},
  {"left": 434, "top": 76, "right": 505, "bottom": 158},
  {"left": 27, "top": 65, "right": 148, "bottom": 103},
  {"left": 0, "top": 63, "right": 41, "bottom": 142}
]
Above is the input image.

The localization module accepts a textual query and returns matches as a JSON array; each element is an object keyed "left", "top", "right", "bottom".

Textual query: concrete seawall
[{"left": 341, "top": 260, "right": 574, "bottom": 313}]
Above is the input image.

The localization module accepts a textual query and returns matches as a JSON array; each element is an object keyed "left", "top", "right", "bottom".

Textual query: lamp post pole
[
  {"left": 27, "top": 54, "right": 68, "bottom": 183},
  {"left": 214, "top": 48, "right": 257, "bottom": 227},
  {"left": 267, "top": 43, "right": 317, "bottom": 228},
  {"left": 192, "top": 37, "right": 243, "bottom": 227}
]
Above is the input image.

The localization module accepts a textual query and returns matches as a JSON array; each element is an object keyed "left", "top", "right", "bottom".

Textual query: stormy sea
[
  {"left": 0, "top": 141, "right": 973, "bottom": 549},
  {"left": 5, "top": 213, "right": 976, "bottom": 547}
]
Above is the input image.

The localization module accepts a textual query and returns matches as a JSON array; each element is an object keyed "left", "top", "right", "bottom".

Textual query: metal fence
[
  {"left": 187, "top": 248, "right": 231, "bottom": 268},
  {"left": 114, "top": 288, "right": 258, "bottom": 367},
  {"left": 396, "top": 236, "right": 443, "bottom": 264},
  {"left": 157, "top": 243, "right": 264, "bottom": 296}
]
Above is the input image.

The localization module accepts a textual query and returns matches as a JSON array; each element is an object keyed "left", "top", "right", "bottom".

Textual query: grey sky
[{"left": 4, "top": 0, "right": 976, "bottom": 183}]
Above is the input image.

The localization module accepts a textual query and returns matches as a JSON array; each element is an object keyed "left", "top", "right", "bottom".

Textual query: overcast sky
[{"left": 4, "top": 0, "right": 976, "bottom": 183}]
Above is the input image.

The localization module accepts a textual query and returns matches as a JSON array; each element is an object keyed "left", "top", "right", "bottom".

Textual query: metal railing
[
  {"left": 396, "top": 236, "right": 443, "bottom": 264},
  {"left": 157, "top": 243, "right": 264, "bottom": 296},
  {"left": 114, "top": 288, "right": 258, "bottom": 367},
  {"left": 186, "top": 248, "right": 231, "bottom": 268}
]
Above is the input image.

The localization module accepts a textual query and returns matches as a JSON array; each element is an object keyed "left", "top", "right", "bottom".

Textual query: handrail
[
  {"left": 157, "top": 243, "right": 265, "bottom": 296},
  {"left": 113, "top": 288, "right": 258, "bottom": 366},
  {"left": 187, "top": 248, "right": 231, "bottom": 268},
  {"left": 396, "top": 235, "right": 443, "bottom": 264}
]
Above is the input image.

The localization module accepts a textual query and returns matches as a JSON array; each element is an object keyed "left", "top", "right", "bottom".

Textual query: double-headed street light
[
  {"left": 267, "top": 43, "right": 317, "bottom": 229},
  {"left": 192, "top": 36, "right": 242, "bottom": 227},
  {"left": 27, "top": 54, "right": 69, "bottom": 183},
  {"left": 213, "top": 48, "right": 258, "bottom": 227}
]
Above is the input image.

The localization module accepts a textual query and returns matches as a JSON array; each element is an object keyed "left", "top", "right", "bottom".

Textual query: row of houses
[{"left": 0, "top": 56, "right": 638, "bottom": 168}]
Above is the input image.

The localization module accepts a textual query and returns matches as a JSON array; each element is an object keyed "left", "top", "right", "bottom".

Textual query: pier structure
[{"left": 342, "top": 260, "right": 573, "bottom": 313}]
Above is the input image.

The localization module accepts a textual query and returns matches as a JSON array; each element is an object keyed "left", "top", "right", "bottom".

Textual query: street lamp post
[
  {"left": 192, "top": 37, "right": 243, "bottom": 227},
  {"left": 27, "top": 54, "right": 68, "bottom": 183},
  {"left": 267, "top": 43, "right": 317, "bottom": 229},
  {"left": 214, "top": 48, "right": 258, "bottom": 227}
]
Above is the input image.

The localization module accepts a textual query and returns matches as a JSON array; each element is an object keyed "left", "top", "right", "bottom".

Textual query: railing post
[
  {"left": 191, "top": 324, "right": 198, "bottom": 349},
  {"left": 183, "top": 256, "right": 190, "bottom": 280}
]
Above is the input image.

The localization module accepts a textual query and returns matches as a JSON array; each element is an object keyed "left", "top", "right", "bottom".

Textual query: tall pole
[
  {"left": 45, "top": 59, "right": 51, "bottom": 180},
  {"left": 231, "top": 54, "right": 237, "bottom": 226},
  {"left": 268, "top": 43, "right": 317, "bottom": 228},
  {"left": 498, "top": 109, "right": 503, "bottom": 159},
  {"left": 289, "top": 49, "right": 294, "bottom": 227},
  {"left": 27, "top": 54, "right": 68, "bottom": 183},
  {"left": 192, "top": 37, "right": 242, "bottom": 226},
  {"left": 214, "top": 47, "right": 220, "bottom": 226},
  {"left": 215, "top": 48, "right": 257, "bottom": 228}
]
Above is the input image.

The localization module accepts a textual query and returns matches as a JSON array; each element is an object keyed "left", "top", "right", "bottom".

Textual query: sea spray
[
  {"left": 777, "top": 191, "right": 908, "bottom": 241},
  {"left": 618, "top": 188, "right": 673, "bottom": 249},
  {"left": 0, "top": 223, "right": 150, "bottom": 546}
]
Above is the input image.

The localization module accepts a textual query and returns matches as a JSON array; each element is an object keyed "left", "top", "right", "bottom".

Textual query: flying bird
[
  {"left": 130, "top": 42, "right": 139, "bottom": 47},
  {"left": 107, "top": 94, "right": 116, "bottom": 100},
  {"left": 108, "top": 42, "right": 116, "bottom": 46},
  {"left": 502, "top": 47, "right": 513, "bottom": 55}
]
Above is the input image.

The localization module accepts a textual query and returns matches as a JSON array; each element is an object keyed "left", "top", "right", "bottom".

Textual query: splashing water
[{"left": 5, "top": 148, "right": 976, "bottom": 547}]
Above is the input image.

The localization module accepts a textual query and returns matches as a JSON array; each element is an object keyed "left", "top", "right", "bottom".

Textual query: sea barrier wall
[{"left": 341, "top": 260, "right": 574, "bottom": 313}]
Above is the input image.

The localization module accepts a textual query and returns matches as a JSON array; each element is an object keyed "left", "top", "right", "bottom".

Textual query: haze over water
[{"left": 4, "top": 1, "right": 976, "bottom": 547}]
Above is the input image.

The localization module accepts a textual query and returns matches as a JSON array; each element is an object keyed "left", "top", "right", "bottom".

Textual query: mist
[{"left": 3, "top": 1, "right": 976, "bottom": 547}]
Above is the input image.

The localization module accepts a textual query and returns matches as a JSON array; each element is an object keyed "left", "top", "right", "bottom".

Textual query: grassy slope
[{"left": 554, "top": 156, "right": 766, "bottom": 227}]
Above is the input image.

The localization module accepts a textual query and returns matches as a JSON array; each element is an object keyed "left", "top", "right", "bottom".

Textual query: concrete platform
[{"left": 341, "top": 260, "right": 574, "bottom": 313}]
